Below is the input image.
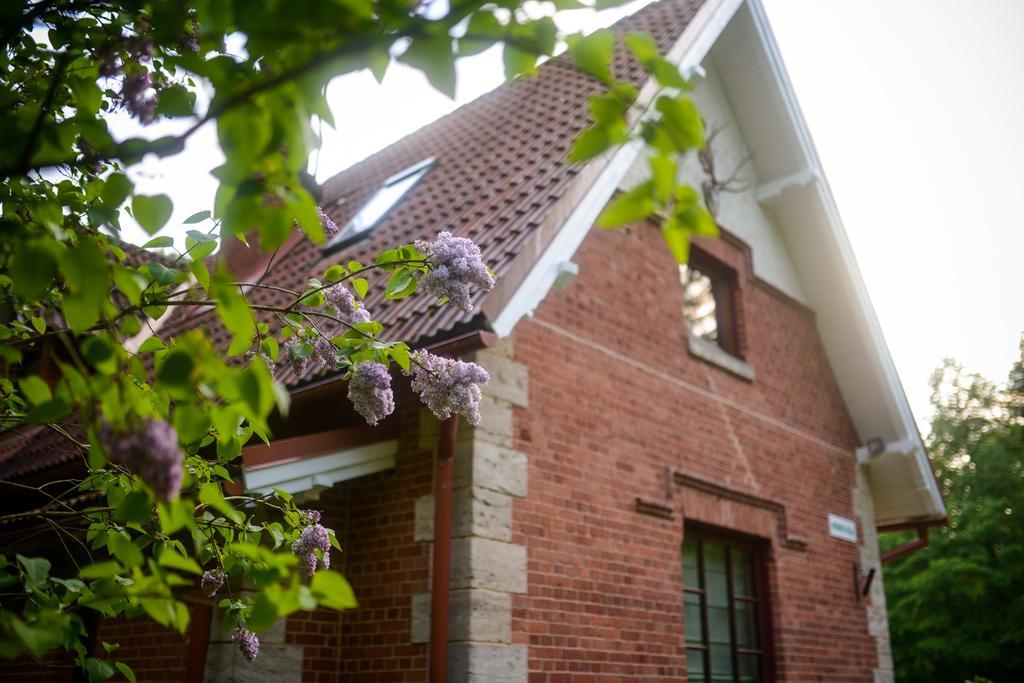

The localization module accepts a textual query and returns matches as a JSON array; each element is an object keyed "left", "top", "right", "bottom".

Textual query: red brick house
[{"left": 1, "top": 0, "right": 946, "bottom": 680}]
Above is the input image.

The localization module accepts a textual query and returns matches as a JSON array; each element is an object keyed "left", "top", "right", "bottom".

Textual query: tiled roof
[{"left": 160, "top": 0, "right": 704, "bottom": 387}]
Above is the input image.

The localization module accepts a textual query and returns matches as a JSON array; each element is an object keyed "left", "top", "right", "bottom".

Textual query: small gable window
[
  {"left": 679, "top": 251, "right": 740, "bottom": 358},
  {"left": 328, "top": 157, "right": 435, "bottom": 249}
]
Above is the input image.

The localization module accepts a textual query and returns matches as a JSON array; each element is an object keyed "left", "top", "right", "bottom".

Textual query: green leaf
[
  {"left": 60, "top": 236, "right": 107, "bottom": 331},
  {"left": 352, "top": 277, "right": 369, "bottom": 299},
  {"left": 624, "top": 31, "right": 659, "bottom": 64},
  {"left": 84, "top": 657, "right": 116, "bottom": 683},
  {"left": 598, "top": 182, "right": 655, "bottom": 228},
  {"left": 183, "top": 210, "right": 210, "bottom": 224},
  {"left": 567, "top": 123, "right": 625, "bottom": 164},
  {"left": 213, "top": 279, "right": 255, "bottom": 356},
  {"left": 101, "top": 173, "right": 133, "bottom": 208},
  {"left": 79, "top": 561, "right": 122, "bottom": 579},
  {"left": 174, "top": 404, "right": 210, "bottom": 443},
  {"left": 25, "top": 397, "right": 70, "bottom": 424},
  {"left": 155, "top": 84, "right": 194, "bottom": 117},
  {"left": 158, "top": 547, "right": 202, "bottom": 575},
  {"left": 385, "top": 268, "right": 417, "bottom": 299},
  {"left": 30, "top": 316, "right": 45, "bottom": 334},
  {"left": 19, "top": 376, "right": 51, "bottom": 406},
  {"left": 115, "top": 491, "right": 151, "bottom": 524},
  {"left": 247, "top": 591, "right": 279, "bottom": 631},
  {"left": 649, "top": 155, "right": 676, "bottom": 204},
  {"left": 114, "top": 662, "right": 137, "bottom": 683},
  {"left": 310, "top": 570, "right": 358, "bottom": 610},
  {"left": 109, "top": 533, "right": 143, "bottom": 567},
  {"left": 10, "top": 240, "right": 58, "bottom": 301},
  {"left": 400, "top": 37, "right": 456, "bottom": 99},
  {"left": 142, "top": 236, "right": 174, "bottom": 249},
  {"left": 654, "top": 95, "right": 704, "bottom": 150},
  {"left": 567, "top": 29, "right": 615, "bottom": 84},
  {"left": 145, "top": 262, "right": 182, "bottom": 286},
  {"left": 137, "top": 336, "right": 165, "bottom": 353},
  {"left": 157, "top": 350, "right": 196, "bottom": 390},
  {"left": 503, "top": 45, "right": 537, "bottom": 81},
  {"left": 81, "top": 336, "right": 117, "bottom": 374},
  {"left": 17, "top": 554, "right": 51, "bottom": 591},
  {"left": 661, "top": 218, "right": 691, "bottom": 264},
  {"left": 132, "top": 194, "right": 174, "bottom": 235},
  {"left": 199, "top": 483, "right": 244, "bottom": 524}
]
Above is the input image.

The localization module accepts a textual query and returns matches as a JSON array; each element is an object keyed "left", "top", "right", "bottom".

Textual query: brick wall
[{"left": 510, "top": 222, "right": 877, "bottom": 681}]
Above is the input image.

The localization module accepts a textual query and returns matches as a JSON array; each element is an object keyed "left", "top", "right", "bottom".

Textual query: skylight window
[{"left": 328, "top": 157, "right": 435, "bottom": 248}]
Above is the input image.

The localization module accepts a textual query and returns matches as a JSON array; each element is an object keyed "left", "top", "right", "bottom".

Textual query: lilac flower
[
  {"left": 408, "top": 351, "right": 490, "bottom": 425},
  {"left": 244, "top": 348, "right": 276, "bottom": 372},
  {"left": 96, "top": 45, "right": 121, "bottom": 78},
  {"left": 299, "top": 509, "right": 321, "bottom": 525},
  {"left": 318, "top": 207, "right": 340, "bottom": 240},
  {"left": 324, "top": 283, "right": 355, "bottom": 318},
  {"left": 415, "top": 232, "right": 495, "bottom": 313},
  {"left": 291, "top": 523, "right": 331, "bottom": 577},
  {"left": 201, "top": 569, "right": 225, "bottom": 598},
  {"left": 98, "top": 418, "right": 183, "bottom": 501},
  {"left": 232, "top": 626, "right": 259, "bottom": 663},
  {"left": 120, "top": 72, "right": 157, "bottom": 124},
  {"left": 283, "top": 335, "right": 337, "bottom": 377},
  {"left": 347, "top": 361, "right": 395, "bottom": 426}
]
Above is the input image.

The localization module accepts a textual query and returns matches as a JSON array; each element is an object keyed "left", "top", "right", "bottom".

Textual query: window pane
[
  {"left": 710, "top": 643, "right": 734, "bottom": 682},
  {"left": 704, "top": 543, "right": 729, "bottom": 608},
  {"left": 682, "top": 538, "right": 701, "bottom": 588},
  {"left": 687, "top": 647, "right": 707, "bottom": 678},
  {"left": 734, "top": 600, "right": 758, "bottom": 649},
  {"left": 738, "top": 653, "right": 761, "bottom": 682},
  {"left": 335, "top": 160, "right": 432, "bottom": 240},
  {"left": 731, "top": 549, "right": 755, "bottom": 598},
  {"left": 685, "top": 591, "right": 704, "bottom": 643},
  {"left": 680, "top": 264, "right": 719, "bottom": 342}
]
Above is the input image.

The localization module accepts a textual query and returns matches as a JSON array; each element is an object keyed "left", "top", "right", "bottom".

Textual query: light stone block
[
  {"left": 454, "top": 441, "right": 528, "bottom": 498},
  {"left": 410, "top": 592, "right": 431, "bottom": 644},
  {"left": 477, "top": 353, "right": 529, "bottom": 409},
  {"left": 454, "top": 487, "right": 513, "bottom": 542},
  {"left": 450, "top": 537, "right": 527, "bottom": 593},
  {"left": 205, "top": 643, "right": 301, "bottom": 683},
  {"left": 447, "top": 643, "right": 528, "bottom": 683},
  {"left": 415, "top": 494, "right": 435, "bottom": 542},
  {"left": 473, "top": 395, "right": 515, "bottom": 448},
  {"left": 449, "top": 589, "right": 512, "bottom": 643}
]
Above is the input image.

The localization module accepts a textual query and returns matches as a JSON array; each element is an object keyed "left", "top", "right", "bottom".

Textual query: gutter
[
  {"left": 429, "top": 415, "right": 459, "bottom": 683},
  {"left": 877, "top": 518, "right": 947, "bottom": 564}
]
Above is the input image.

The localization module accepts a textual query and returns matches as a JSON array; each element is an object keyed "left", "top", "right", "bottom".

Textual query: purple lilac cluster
[
  {"left": 291, "top": 520, "right": 331, "bottom": 577},
  {"left": 283, "top": 335, "right": 337, "bottom": 377},
  {"left": 245, "top": 348, "right": 276, "bottom": 372},
  {"left": 299, "top": 509, "right": 321, "bottom": 525},
  {"left": 415, "top": 232, "right": 495, "bottom": 313},
  {"left": 120, "top": 72, "right": 157, "bottom": 124},
  {"left": 97, "top": 418, "right": 183, "bottom": 501},
  {"left": 232, "top": 626, "right": 259, "bottom": 663},
  {"left": 323, "top": 283, "right": 371, "bottom": 326},
  {"left": 408, "top": 351, "right": 490, "bottom": 425},
  {"left": 201, "top": 569, "right": 225, "bottom": 598},
  {"left": 318, "top": 207, "right": 340, "bottom": 240},
  {"left": 347, "top": 361, "right": 395, "bottom": 426}
]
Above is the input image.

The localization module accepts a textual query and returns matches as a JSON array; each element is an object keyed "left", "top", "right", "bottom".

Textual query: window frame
[
  {"left": 680, "top": 249, "right": 742, "bottom": 359},
  {"left": 682, "top": 525, "right": 775, "bottom": 683},
  {"left": 324, "top": 157, "right": 435, "bottom": 254}
]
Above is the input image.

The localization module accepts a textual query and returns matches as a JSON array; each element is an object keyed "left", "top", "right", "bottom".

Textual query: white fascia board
[
  {"left": 243, "top": 439, "right": 398, "bottom": 495},
  {"left": 746, "top": 0, "right": 945, "bottom": 519},
  {"left": 491, "top": 0, "right": 743, "bottom": 338}
]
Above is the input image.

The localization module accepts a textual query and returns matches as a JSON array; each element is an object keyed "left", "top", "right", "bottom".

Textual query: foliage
[
  {"left": 883, "top": 338, "right": 1024, "bottom": 682},
  {"left": 0, "top": 0, "right": 714, "bottom": 677}
]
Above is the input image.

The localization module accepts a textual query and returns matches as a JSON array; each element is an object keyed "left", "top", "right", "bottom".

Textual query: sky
[{"left": 115, "top": 0, "right": 1024, "bottom": 427}]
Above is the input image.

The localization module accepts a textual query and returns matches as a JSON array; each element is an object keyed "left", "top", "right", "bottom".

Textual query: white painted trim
[
  {"left": 755, "top": 167, "right": 818, "bottom": 203},
  {"left": 492, "top": 0, "right": 744, "bottom": 337},
  {"left": 746, "top": 0, "right": 944, "bottom": 518},
  {"left": 243, "top": 439, "right": 398, "bottom": 495}
]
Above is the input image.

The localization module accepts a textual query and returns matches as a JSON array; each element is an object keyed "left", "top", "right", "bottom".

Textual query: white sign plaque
[{"left": 828, "top": 514, "right": 858, "bottom": 543}]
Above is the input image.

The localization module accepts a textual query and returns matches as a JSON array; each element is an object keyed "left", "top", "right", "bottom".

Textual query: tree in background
[
  {"left": 0, "top": 0, "right": 715, "bottom": 678},
  {"left": 884, "top": 337, "right": 1024, "bottom": 682}
]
